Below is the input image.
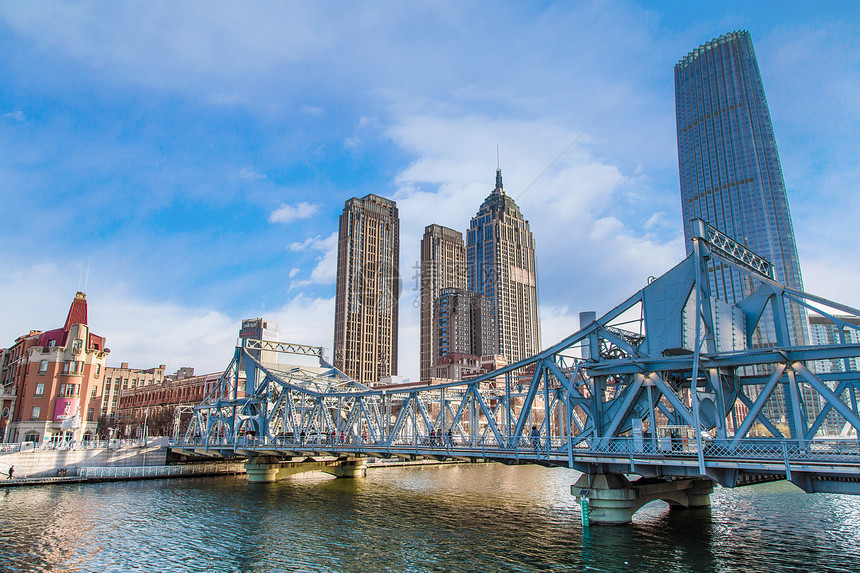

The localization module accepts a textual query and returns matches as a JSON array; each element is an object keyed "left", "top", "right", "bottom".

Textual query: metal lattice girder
[
  {"left": 242, "top": 339, "right": 324, "bottom": 358},
  {"left": 692, "top": 218, "right": 774, "bottom": 279},
  {"left": 173, "top": 227, "right": 860, "bottom": 492}
]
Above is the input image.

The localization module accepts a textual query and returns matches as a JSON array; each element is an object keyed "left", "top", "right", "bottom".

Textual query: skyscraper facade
[
  {"left": 434, "top": 288, "right": 495, "bottom": 361},
  {"left": 675, "top": 30, "right": 807, "bottom": 347},
  {"left": 419, "top": 224, "right": 466, "bottom": 382},
  {"left": 333, "top": 194, "right": 400, "bottom": 385},
  {"left": 467, "top": 168, "right": 541, "bottom": 364}
]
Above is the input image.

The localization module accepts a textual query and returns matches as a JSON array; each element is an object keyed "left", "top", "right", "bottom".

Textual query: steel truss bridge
[{"left": 172, "top": 219, "right": 860, "bottom": 523}]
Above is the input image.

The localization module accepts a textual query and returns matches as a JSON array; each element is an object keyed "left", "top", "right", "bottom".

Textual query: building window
[
  {"left": 31, "top": 406, "right": 41, "bottom": 420},
  {"left": 39, "top": 360, "right": 48, "bottom": 374},
  {"left": 95, "top": 364, "right": 101, "bottom": 377},
  {"left": 91, "top": 386, "right": 97, "bottom": 397},
  {"left": 35, "top": 383, "right": 44, "bottom": 397},
  {"left": 24, "top": 432, "right": 39, "bottom": 443},
  {"left": 59, "top": 383, "right": 78, "bottom": 397},
  {"left": 87, "top": 408, "right": 94, "bottom": 421},
  {"left": 72, "top": 338, "right": 83, "bottom": 353}
]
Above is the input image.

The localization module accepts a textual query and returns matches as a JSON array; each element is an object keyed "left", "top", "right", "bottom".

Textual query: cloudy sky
[{"left": 1, "top": 1, "right": 858, "bottom": 379}]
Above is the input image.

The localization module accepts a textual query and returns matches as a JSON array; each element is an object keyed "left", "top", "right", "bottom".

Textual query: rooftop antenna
[{"left": 84, "top": 257, "right": 91, "bottom": 294}]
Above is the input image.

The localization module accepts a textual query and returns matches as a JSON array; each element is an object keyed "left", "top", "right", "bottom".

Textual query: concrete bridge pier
[
  {"left": 245, "top": 455, "right": 367, "bottom": 483},
  {"left": 573, "top": 474, "right": 714, "bottom": 525}
]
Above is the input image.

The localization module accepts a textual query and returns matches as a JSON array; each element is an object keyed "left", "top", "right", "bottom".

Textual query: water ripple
[{"left": 2, "top": 466, "right": 860, "bottom": 572}]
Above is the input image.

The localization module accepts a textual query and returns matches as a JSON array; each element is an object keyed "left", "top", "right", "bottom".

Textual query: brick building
[
  {"left": 116, "top": 368, "right": 224, "bottom": 436},
  {"left": 101, "top": 363, "right": 166, "bottom": 421},
  {"left": 0, "top": 292, "right": 110, "bottom": 443}
]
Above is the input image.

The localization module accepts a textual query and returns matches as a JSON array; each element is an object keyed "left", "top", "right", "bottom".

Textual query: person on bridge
[
  {"left": 447, "top": 429, "right": 453, "bottom": 446},
  {"left": 8, "top": 465, "right": 14, "bottom": 479},
  {"left": 530, "top": 426, "right": 541, "bottom": 452}
]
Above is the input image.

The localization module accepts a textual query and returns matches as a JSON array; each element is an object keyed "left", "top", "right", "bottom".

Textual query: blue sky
[{"left": 1, "top": 1, "right": 858, "bottom": 379}]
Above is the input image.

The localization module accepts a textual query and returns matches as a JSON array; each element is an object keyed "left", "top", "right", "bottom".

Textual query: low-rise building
[
  {"left": 101, "top": 363, "right": 166, "bottom": 421},
  {"left": 116, "top": 368, "right": 224, "bottom": 436}
]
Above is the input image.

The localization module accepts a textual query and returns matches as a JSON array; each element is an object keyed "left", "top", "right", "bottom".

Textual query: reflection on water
[{"left": 2, "top": 463, "right": 860, "bottom": 572}]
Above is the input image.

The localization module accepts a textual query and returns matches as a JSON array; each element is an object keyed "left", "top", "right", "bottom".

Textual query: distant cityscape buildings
[
  {"left": 675, "top": 30, "right": 808, "bottom": 347},
  {"left": 102, "top": 362, "right": 166, "bottom": 420},
  {"left": 809, "top": 315, "right": 860, "bottom": 374},
  {"left": 333, "top": 194, "right": 400, "bottom": 385}
]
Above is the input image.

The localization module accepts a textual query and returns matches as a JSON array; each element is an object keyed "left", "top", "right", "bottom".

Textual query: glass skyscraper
[{"left": 675, "top": 30, "right": 807, "bottom": 348}]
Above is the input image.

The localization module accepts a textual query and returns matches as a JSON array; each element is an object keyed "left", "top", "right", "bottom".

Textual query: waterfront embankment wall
[{"left": 0, "top": 439, "right": 169, "bottom": 478}]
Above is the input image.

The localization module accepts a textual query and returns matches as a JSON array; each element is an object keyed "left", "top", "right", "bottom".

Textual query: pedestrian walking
[
  {"left": 530, "top": 426, "right": 541, "bottom": 452},
  {"left": 8, "top": 465, "right": 14, "bottom": 479}
]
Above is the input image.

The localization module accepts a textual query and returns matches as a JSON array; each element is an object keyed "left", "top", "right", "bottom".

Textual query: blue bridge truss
[{"left": 172, "top": 220, "right": 860, "bottom": 520}]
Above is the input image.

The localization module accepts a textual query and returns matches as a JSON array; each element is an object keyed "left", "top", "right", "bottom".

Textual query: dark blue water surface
[{"left": 1, "top": 463, "right": 859, "bottom": 572}]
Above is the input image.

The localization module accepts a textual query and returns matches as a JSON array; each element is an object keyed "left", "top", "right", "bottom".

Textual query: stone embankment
[{"left": 0, "top": 438, "right": 171, "bottom": 479}]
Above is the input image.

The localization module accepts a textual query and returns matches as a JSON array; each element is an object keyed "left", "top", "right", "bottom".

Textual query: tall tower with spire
[{"left": 466, "top": 167, "right": 541, "bottom": 364}]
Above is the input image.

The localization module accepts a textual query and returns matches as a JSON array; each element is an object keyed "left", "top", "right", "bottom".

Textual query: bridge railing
[
  {"left": 172, "top": 434, "right": 575, "bottom": 459},
  {"left": 171, "top": 434, "right": 860, "bottom": 467},
  {"left": 582, "top": 437, "right": 860, "bottom": 463}
]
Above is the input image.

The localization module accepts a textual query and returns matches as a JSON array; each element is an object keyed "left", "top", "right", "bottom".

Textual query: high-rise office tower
[
  {"left": 333, "top": 194, "right": 400, "bottom": 385},
  {"left": 435, "top": 288, "right": 495, "bottom": 360},
  {"left": 675, "top": 30, "right": 807, "bottom": 348},
  {"left": 467, "top": 168, "right": 541, "bottom": 363},
  {"left": 419, "top": 224, "right": 466, "bottom": 381}
]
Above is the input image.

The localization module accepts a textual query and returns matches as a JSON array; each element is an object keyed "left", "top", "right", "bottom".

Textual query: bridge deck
[{"left": 171, "top": 435, "right": 860, "bottom": 491}]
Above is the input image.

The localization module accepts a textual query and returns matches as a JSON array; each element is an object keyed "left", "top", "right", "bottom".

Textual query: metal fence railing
[
  {"left": 79, "top": 463, "right": 244, "bottom": 479},
  {"left": 1, "top": 439, "right": 151, "bottom": 454}
]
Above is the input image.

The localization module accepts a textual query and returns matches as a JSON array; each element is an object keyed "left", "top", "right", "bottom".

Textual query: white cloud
[
  {"left": 2, "top": 110, "right": 25, "bottom": 121},
  {"left": 308, "top": 233, "right": 338, "bottom": 285},
  {"left": 288, "top": 236, "right": 321, "bottom": 252},
  {"left": 285, "top": 233, "right": 338, "bottom": 286},
  {"left": 269, "top": 201, "right": 319, "bottom": 224},
  {"left": 238, "top": 167, "right": 266, "bottom": 180},
  {"left": 268, "top": 294, "right": 335, "bottom": 352},
  {"left": 301, "top": 105, "right": 325, "bottom": 117}
]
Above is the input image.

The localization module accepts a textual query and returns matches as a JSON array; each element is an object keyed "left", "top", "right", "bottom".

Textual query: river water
[{"left": 1, "top": 463, "right": 858, "bottom": 572}]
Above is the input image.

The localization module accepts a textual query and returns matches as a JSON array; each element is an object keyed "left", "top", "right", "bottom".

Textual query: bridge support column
[
  {"left": 245, "top": 456, "right": 367, "bottom": 483},
  {"left": 573, "top": 474, "right": 714, "bottom": 525},
  {"left": 245, "top": 455, "right": 282, "bottom": 483},
  {"left": 322, "top": 457, "right": 367, "bottom": 478}
]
